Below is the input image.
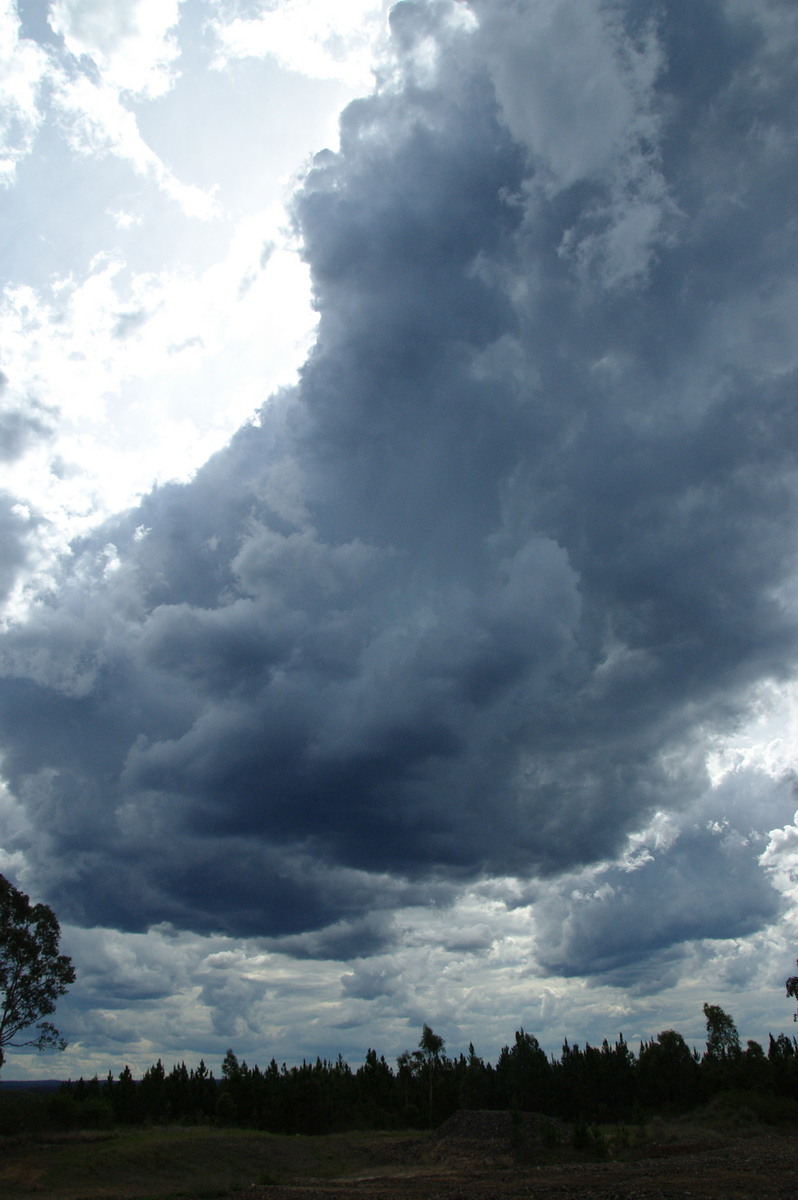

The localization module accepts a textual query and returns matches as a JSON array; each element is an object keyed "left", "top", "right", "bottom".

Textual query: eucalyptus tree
[{"left": 0, "top": 874, "right": 75, "bottom": 1072}]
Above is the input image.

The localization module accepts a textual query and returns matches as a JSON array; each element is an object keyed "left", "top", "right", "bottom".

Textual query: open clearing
[{"left": 1, "top": 1112, "right": 797, "bottom": 1199}]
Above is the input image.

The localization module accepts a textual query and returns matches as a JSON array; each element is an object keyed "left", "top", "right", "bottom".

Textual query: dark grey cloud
[
  {"left": 0, "top": 410, "right": 48, "bottom": 463},
  {"left": 1, "top": 0, "right": 798, "bottom": 978},
  {"left": 0, "top": 381, "right": 53, "bottom": 602},
  {"left": 0, "top": 493, "right": 36, "bottom": 602},
  {"left": 18, "top": 0, "right": 61, "bottom": 48},
  {"left": 0, "top": 376, "right": 54, "bottom": 463},
  {"left": 267, "top": 913, "right": 397, "bottom": 962},
  {"left": 536, "top": 822, "right": 783, "bottom": 983},
  {"left": 532, "top": 766, "right": 797, "bottom": 985},
  {"left": 113, "top": 309, "right": 149, "bottom": 338},
  {"left": 341, "top": 963, "right": 399, "bottom": 1002}
]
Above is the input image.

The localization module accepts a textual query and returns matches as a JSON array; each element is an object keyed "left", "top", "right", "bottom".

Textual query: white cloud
[
  {"left": 0, "top": 208, "right": 316, "bottom": 615},
  {"left": 208, "top": 0, "right": 390, "bottom": 86},
  {"left": 761, "top": 810, "right": 798, "bottom": 923},
  {"left": 0, "top": 775, "right": 33, "bottom": 879},
  {"left": 12, "top": 3, "right": 217, "bottom": 220},
  {"left": 49, "top": 0, "right": 182, "bottom": 98},
  {"left": 0, "top": 0, "right": 50, "bottom": 184},
  {"left": 52, "top": 70, "right": 219, "bottom": 217},
  {"left": 706, "top": 679, "right": 798, "bottom": 786}
]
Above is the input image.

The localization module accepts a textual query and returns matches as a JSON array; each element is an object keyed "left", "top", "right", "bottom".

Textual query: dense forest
[{"left": 3, "top": 1005, "right": 798, "bottom": 1136}]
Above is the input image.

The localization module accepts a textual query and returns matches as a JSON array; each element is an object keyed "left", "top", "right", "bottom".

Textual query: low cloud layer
[{"left": 2, "top": 0, "right": 798, "bottom": 1007}]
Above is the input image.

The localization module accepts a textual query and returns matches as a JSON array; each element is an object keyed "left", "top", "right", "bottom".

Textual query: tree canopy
[
  {"left": 702, "top": 1003, "right": 741, "bottom": 1062},
  {"left": 787, "top": 962, "right": 798, "bottom": 1021},
  {"left": 0, "top": 874, "right": 75, "bottom": 1072}
]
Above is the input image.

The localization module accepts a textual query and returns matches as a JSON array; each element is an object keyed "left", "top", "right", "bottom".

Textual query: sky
[{"left": 2, "top": 0, "right": 798, "bottom": 1082}]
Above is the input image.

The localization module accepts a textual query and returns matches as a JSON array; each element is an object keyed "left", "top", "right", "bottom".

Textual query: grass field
[{"left": 0, "top": 1125, "right": 415, "bottom": 1199}]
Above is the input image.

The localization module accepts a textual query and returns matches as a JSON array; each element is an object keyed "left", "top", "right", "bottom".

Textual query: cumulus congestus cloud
[{"left": 2, "top": 0, "right": 798, "bottom": 981}]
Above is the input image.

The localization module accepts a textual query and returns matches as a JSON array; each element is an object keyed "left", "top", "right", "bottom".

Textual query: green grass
[{"left": 0, "top": 1125, "right": 415, "bottom": 1199}]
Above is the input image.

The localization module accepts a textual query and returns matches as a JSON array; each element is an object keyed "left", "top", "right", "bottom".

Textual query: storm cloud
[{"left": 2, "top": 0, "right": 798, "bottom": 989}]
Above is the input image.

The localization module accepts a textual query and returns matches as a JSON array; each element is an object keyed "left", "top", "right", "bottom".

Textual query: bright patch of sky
[{"left": 1, "top": 0, "right": 391, "bottom": 615}]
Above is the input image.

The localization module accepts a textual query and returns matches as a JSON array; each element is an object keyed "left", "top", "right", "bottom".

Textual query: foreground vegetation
[
  {"left": 2, "top": 1100, "right": 798, "bottom": 1200},
  {"left": 0, "top": 1124, "right": 412, "bottom": 1199}
]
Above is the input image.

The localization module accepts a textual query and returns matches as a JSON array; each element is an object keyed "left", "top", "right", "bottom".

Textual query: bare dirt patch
[
  {"left": 235, "top": 1111, "right": 798, "bottom": 1200},
  {"left": 2, "top": 1111, "right": 797, "bottom": 1199}
]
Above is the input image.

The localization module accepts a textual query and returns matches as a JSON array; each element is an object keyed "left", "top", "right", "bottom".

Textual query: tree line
[{"left": 3, "top": 1007, "right": 798, "bottom": 1136}]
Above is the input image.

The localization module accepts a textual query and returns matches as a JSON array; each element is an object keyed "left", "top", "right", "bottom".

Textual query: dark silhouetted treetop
[
  {"left": 419, "top": 1023, "right": 444, "bottom": 1061},
  {"left": 787, "top": 961, "right": 798, "bottom": 1021},
  {"left": 703, "top": 1003, "right": 741, "bottom": 1062}
]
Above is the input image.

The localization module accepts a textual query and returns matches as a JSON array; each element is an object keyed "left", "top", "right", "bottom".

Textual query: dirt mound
[
  {"left": 433, "top": 1109, "right": 566, "bottom": 1145},
  {"left": 380, "top": 1108, "right": 572, "bottom": 1167},
  {"left": 240, "top": 1128, "right": 798, "bottom": 1200}
]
